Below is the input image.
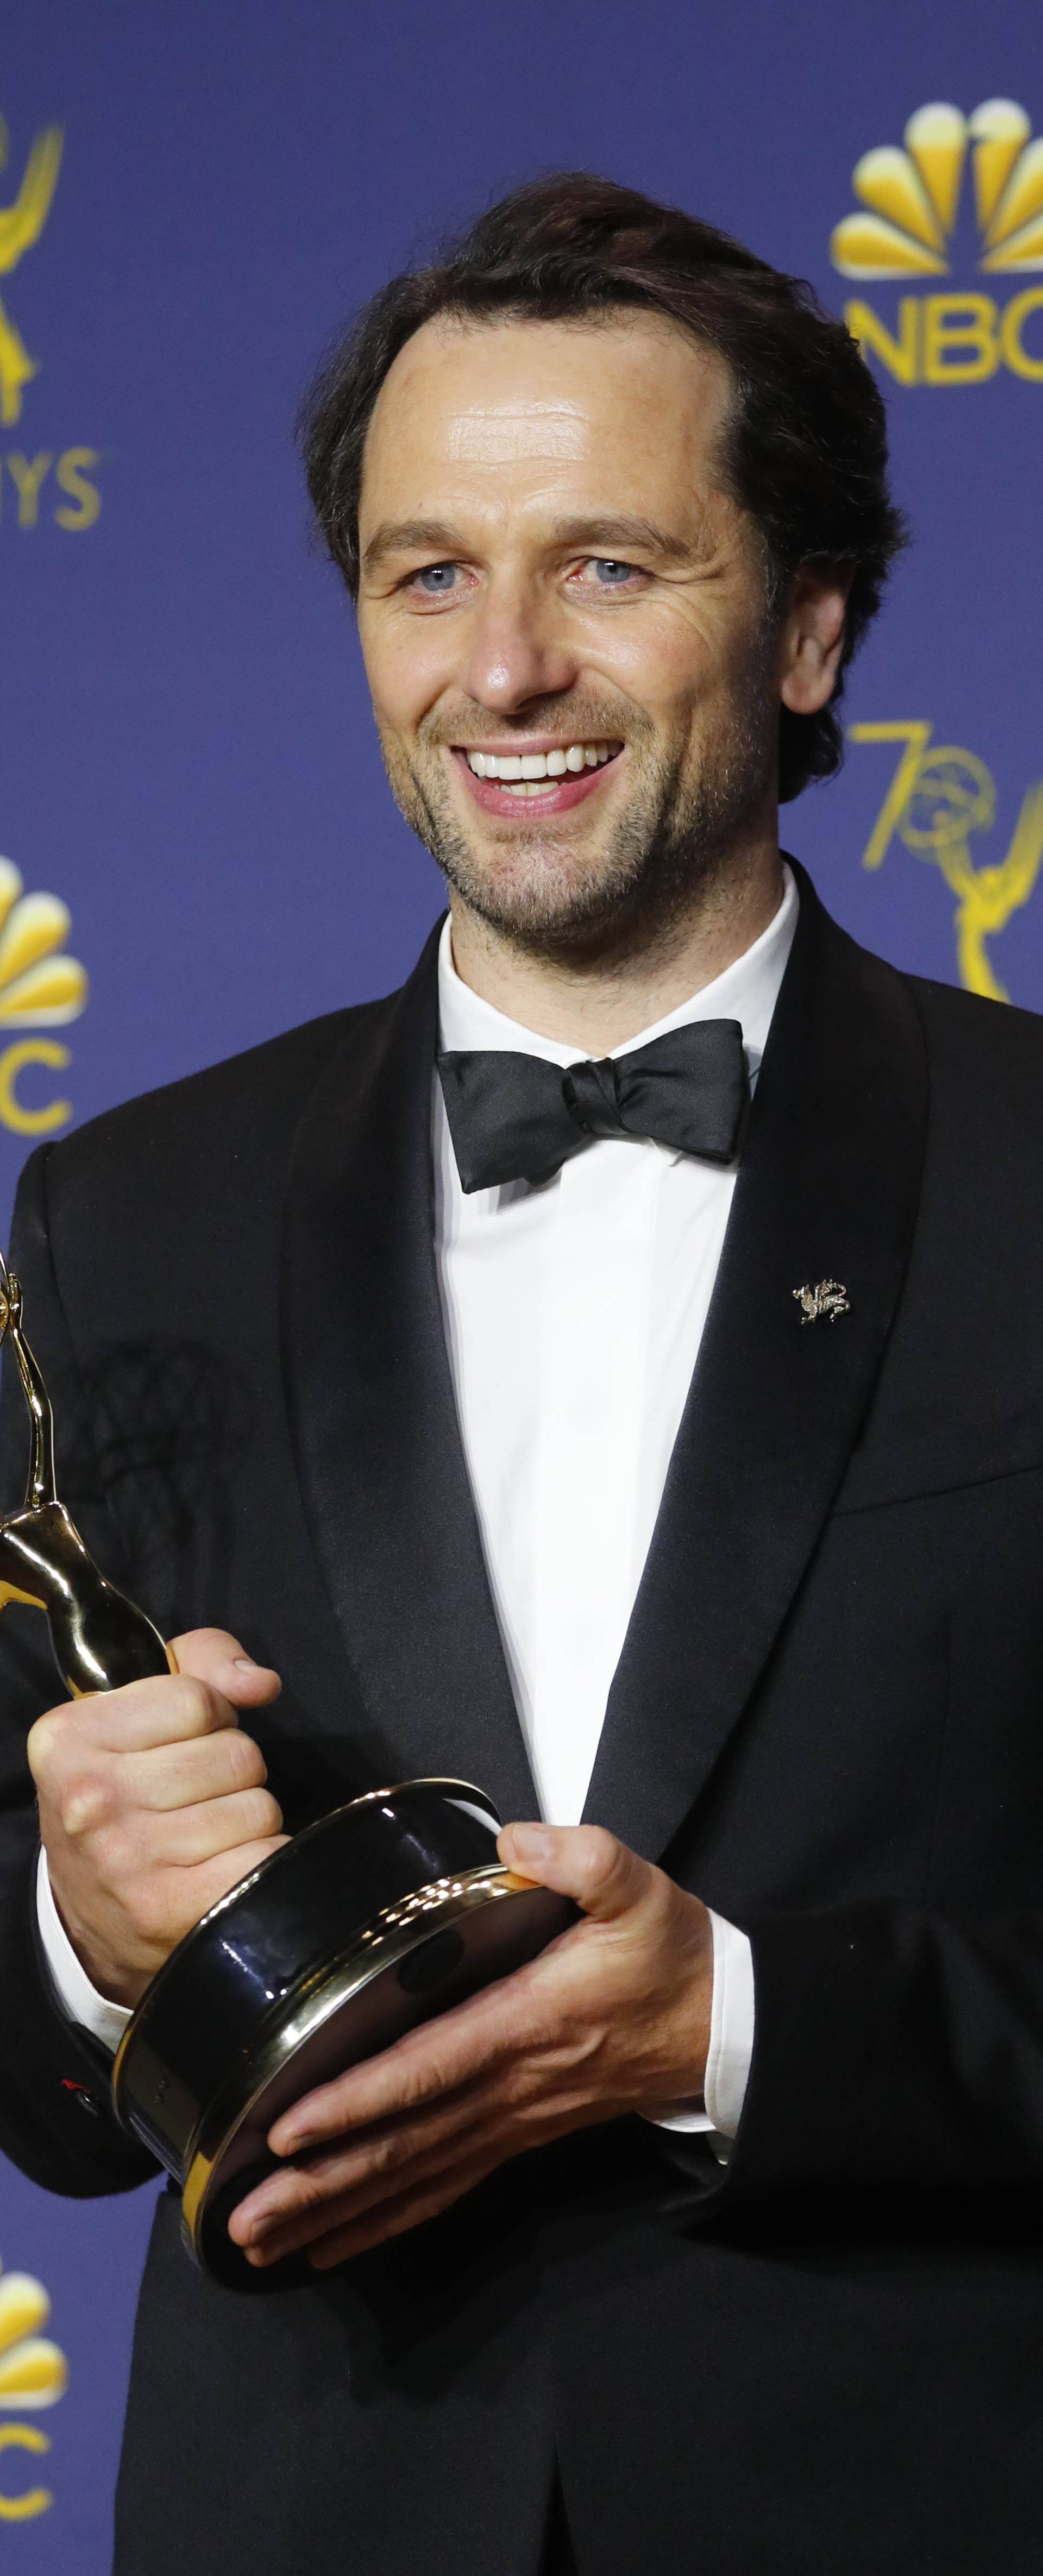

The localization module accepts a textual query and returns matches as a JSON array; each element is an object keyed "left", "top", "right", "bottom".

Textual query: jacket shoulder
[
  {"left": 908, "top": 969, "right": 1043, "bottom": 1061},
  {"left": 905, "top": 969, "right": 1043, "bottom": 1125},
  {"left": 33, "top": 992, "right": 391, "bottom": 1211},
  {"left": 890, "top": 969, "right": 1043, "bottom": 1233}
]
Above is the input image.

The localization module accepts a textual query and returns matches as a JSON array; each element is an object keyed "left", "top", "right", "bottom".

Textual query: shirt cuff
[
  {"left": 35, "top": 1845, "right": 132, "bottom": 2056},
  {"left": 643, "top": 1909, "right": 755, "bottom": 2157}
]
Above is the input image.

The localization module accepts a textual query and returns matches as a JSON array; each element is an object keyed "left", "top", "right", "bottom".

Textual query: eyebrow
[
  {"left": 360, "top": 511, "right": 693, "bottom": 578},
  {"left": 545, "top": 513, "right": 692, "bottom": 562},
  {"left": 361, "top": 519, "right": 467, "bottom": 576}
]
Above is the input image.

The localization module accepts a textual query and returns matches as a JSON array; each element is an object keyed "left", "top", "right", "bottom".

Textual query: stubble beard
[{"left": 377, "top": 676, "right": 778, "bottom": 968}]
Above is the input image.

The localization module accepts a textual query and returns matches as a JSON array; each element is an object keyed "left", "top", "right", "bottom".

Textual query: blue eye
[
  {"left": 415, "top": 562, "right": 460, "bottom": 593},
  {"left": 591, "top": 558, "right": 634, "bottom": 585}
]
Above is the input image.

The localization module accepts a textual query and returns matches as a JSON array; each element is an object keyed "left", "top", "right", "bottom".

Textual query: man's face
[{"left": 356, "top": 312, "right": 785, "bottom": 954}]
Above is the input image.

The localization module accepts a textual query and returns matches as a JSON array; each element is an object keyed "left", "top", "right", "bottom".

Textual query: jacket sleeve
[
  {"left": 721, "top": 1902, "right": 1043, "bottom": 2200},
  {"left": 0, "top": 1144, "right": 156, "bottom": 2196}
]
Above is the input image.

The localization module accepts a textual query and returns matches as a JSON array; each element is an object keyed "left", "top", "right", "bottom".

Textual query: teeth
[{"left": 465, "top": 742, "right": 620, "bottom": 782}]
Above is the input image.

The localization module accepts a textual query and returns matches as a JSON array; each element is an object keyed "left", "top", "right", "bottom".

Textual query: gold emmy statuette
[
  {"left": 0, "top": 1248, "right": 575, "bottom": 2286},
  {"left": 0, "top": 1249, "right": 172, "bottom": 1689}
]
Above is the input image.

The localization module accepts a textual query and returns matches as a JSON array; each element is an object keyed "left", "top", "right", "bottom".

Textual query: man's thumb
[
  {"left": 168, "top": 1628, "right": 282, "bottom": 1706},
  {"left": 498, "top": 1821, "right": 648, "bottom": 1921}
]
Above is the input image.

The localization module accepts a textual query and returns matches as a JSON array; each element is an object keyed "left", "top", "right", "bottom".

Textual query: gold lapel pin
[{"left": 794, "top": 1279, "right": 851, "bottom": 1325}]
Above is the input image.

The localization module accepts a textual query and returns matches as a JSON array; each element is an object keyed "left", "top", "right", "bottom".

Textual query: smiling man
[
  {"left": 4, "top": 173, "right": 1043, "bottom": 2576},
  {"left": 356, "top": 310, "right": 795, "bottom": 987}
]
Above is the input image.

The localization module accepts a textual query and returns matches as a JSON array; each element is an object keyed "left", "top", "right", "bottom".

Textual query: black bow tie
[{"left": 437, "top": 1019, "right": 750, "bottom": 1194}]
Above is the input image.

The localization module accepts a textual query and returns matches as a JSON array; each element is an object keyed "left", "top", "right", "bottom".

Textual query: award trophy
[{"left": 0, "top": 1250, "right": 575, "bottom": 2283}]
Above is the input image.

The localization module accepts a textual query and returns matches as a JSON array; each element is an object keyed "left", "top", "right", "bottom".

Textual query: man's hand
[
  {"left": 28, "top": 1628, "right": 285, "bottom": 2007},
  {"left": 230, "top": 1821, "right": 713, "bottom": 2272}
]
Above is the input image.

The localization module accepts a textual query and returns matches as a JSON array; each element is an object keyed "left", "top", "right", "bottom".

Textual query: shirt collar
[{"left": 436, "top": 860, "right": 799, "bottom": 1079}]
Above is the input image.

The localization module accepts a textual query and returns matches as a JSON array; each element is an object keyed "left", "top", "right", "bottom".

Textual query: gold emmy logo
[
  {"left": 850, "top": 721, "right": 1043, "bottom": 1003},
  {"left": 0, "top": 111, "right": 62, "bottom": 429},
  {"left": 0, "top": 2253, "right": 68, "bottom": 2523},
  {"left": 831, "top": 100, "right": 1043, "bottom": 385},
  {"left": 0, "top": 107, "right": 101, "bottom": 532},
  {"left": 0, "top": 856, "right": 88, "bottom": 1137}
]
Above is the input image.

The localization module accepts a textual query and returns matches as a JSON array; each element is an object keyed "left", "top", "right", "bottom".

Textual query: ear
[{"left": 777, "top": 566, "right": 852, "bottom": 718}]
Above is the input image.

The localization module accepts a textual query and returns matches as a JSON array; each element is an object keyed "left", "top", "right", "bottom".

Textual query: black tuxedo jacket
[{"left": 3, "top": 865, "right": 1043, "bottom": 2576}]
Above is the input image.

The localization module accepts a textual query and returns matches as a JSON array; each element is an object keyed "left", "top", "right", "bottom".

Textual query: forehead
[{"left": 360, "top": 312, "right": 733, "bottom": 529}]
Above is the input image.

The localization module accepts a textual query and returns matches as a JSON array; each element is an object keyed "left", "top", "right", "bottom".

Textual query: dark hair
[{"left": 300, "top": 173, "right": 907, "bottom": 801}]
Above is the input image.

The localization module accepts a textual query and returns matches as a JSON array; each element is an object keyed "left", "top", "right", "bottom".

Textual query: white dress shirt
[
  {"left": 38, "top": 865, "right": 798, "bottom": 2144},
  {"left": 432, "top": 865, "right": 796, "bottom": 2141}
]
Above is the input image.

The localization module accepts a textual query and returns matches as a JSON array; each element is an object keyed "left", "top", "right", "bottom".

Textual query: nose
[{"left": 457, "top": 576, "right": 579, "bottom": 715}]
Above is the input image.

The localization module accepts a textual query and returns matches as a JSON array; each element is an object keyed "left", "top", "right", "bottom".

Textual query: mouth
[{"left": 453, "top": 739, "right": 625, "bottom": 818}]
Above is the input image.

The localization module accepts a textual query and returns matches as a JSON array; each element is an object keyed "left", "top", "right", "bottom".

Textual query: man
[{"left": 1, "top": 172, "right": 1041, "bottom": 2576}]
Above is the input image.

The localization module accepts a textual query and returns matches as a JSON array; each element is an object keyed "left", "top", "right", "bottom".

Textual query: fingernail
[
  {"left": 506, "top": 1824, "right": 552, "bottom": 1863},
  {"left": 233, "top": 1656, "right": 258, "bottom": 1671}
]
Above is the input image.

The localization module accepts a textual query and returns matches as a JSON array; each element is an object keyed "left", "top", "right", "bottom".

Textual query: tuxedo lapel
[
  {"left": 584, "top": 869, "right": 928, "bottom": 1860},
  {"left": 279, "top": 925, "right": 537, "bottom": 1823}
]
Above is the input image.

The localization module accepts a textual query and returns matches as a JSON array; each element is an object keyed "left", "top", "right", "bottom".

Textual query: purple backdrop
[{"left": 3, "top": 0, "right": 1042, "bottom": 2556}]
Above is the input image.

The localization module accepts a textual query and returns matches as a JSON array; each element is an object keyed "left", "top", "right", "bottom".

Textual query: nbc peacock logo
[
  {"left": 831, "top": 99, "right": 1043, "bottom": 386},
  {"left": 0, "top": 2252, "right": 68, "bottom": 2523},
  {"left": 0, "top": 855, "right": 88, "bottom": 1140}
]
